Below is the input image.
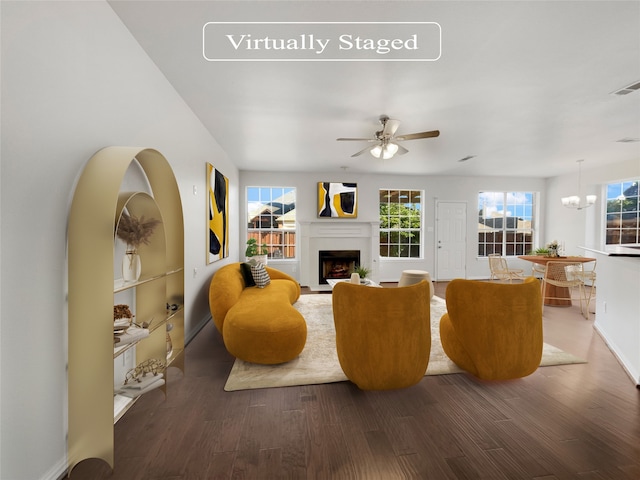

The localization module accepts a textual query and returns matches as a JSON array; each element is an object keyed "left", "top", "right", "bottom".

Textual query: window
[
  {"left": 606, "top": 179, "right": 639, "bottom": 245},
  {"left": 478, "top": 192, "right": 534, "bottom": 256},
  {"left": 379, "top": 189, "right": 422, "bottom": 258},
  {"left": 247, "top": 187, "right": 296, "bottom": 259}
]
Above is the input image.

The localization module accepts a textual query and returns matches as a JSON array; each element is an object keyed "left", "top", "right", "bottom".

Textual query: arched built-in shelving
[{"left": 67, "top": 147, "right": 184, "bottom": 474}]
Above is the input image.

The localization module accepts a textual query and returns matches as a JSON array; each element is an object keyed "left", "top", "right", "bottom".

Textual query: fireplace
[
  {"left": 318, "top": 250, "right": 360, "bottom": 284},
  {"left": 299, "top": 221, "right": 377, "bottom": 291}
]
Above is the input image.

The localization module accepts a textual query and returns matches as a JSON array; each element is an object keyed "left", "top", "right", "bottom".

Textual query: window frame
[
  {"left": 246, "top": 186, "right": 297, "bottom": 260},
  {"left": 605, "top": 178, "right": 639, "bottom": 246},
  {"left": 379, "top": 188, "right": 424, "bottom": 259},
  {"left": 477, "top": 191, "right": 535, "bottom": 257}
]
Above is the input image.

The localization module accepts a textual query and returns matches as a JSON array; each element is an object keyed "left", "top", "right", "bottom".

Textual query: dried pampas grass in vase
[
  {"left": 116, "top": 213, "right": 161, "bottom": 282},
  {"left": 116, "top": 213, "right": 161, "bottom": 253}
]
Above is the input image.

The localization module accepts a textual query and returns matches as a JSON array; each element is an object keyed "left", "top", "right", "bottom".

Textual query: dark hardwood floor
[{"left": 70, "top": 282, "right": 640, "bottom": 479}]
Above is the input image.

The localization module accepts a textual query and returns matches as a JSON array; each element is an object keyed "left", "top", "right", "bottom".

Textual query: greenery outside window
[
  {"left": 247, "top": 187, "right": 296, "bottom": 259},
  {"left": 478, "top": 191, "right": 534, "bottom": 256},
  {"left": 379, "top": 189, "right": 422, "bottom": 258},
  {"left": 606, "top": 179, "right": 639, "bottom": 245}
]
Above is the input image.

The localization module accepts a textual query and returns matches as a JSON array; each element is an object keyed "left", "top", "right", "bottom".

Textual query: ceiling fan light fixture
[
  {"left": 383, "top": 142, "right": 399, "bottom": 159},
  {"left": 339, "top": 115, "right": 439, "bottom": 159}
]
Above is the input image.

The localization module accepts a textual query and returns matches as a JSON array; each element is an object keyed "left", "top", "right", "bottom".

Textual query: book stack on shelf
[
  {"left": 115, "top": 373, "right": 164, "bottom": 398},
  {"left": 114, "top": 325, "right": 149, "bottom": 346}
]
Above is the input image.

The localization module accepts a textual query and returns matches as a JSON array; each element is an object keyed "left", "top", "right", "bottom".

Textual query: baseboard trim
[
  {"left": 593, "top": 323, "right": 639, "bottom": 386},
  {"left": 185, "top": 315, "right": 210, "bottom": 346}
]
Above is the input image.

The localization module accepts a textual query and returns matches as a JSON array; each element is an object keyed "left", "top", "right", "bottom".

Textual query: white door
[{"left": 436, "top": 202, "right": 467, "bottom": 280}]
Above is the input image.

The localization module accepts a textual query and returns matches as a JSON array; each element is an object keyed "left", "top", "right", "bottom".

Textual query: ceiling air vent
[{"left": 611, "top": 80, "right": 640, "bottom": 96}]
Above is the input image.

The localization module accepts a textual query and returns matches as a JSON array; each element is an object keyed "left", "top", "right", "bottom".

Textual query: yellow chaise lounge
[{"left": 208, "top": 262, "right": 307, "bottom": 365}]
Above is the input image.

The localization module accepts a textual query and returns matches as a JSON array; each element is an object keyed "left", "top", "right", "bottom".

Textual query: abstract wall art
[
  {"left": 207, "top": 163, "right": 229, "bottom": 263},
  {"left": 317, "top": 182, "right": 358, "bottom": 218}
]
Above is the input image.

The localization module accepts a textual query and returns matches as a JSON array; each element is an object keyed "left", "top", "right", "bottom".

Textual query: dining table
[{"left": 517, "top": 255, "right": 596, "bottom": 306}]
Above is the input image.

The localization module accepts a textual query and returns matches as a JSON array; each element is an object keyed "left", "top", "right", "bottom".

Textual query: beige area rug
[{"left": 224, "top": 294, "right": 586, "bottom": 391}]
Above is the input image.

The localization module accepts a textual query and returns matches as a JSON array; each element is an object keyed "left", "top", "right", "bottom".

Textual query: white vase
[{"left": 122, "top": 251, "right": 141, "bottom": 282}]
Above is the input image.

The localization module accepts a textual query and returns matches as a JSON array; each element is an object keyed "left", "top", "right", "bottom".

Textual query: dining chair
[
  {"left": 541, "top": 261, "right": 590, "bottom": 319},
  {"left": 571, "top": 259, "right": 596, "bottom": 316},
  {"left": 488, "top": 253, "right": 525, "bottom": 283},
  {"left": 531, "top": 262, "right": 546, "bottom": 279}
]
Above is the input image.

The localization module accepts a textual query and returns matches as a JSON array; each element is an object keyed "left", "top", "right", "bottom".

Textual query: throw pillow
[
  {"left": 240, "top": 263, "right": 256, "bottom": 287},
  {"left": 250, "top": 262, "right": 271, "bottom": 288}
]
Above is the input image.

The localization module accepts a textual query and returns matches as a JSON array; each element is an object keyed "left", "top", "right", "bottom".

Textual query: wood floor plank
[{"left": 69, "top": 282, "right": 640, "bottom": 480}]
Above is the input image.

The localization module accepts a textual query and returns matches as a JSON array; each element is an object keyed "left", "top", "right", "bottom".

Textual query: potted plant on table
[
  {"left": 531, "top": 247, "right": 550, "bottom": 256},
  {"left": 353, "top": 264, "right": 371, "bottom": 283},
  {"left": 245, "top": 238, "right": 268, "bottom": 265},
  {"left": 546, "top": 240, "right": 560, "bottom": 257}
]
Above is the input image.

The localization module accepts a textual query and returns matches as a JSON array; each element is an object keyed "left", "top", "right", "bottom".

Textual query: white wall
[
  {"left": 0, "top": 2, "right": 238, "bottom": 479},
  {"left": 240, "top": 170, "right": 547, "bottom": 282},
  {"left": 590, "top": 252, "right": 640, "bottom": 384}
]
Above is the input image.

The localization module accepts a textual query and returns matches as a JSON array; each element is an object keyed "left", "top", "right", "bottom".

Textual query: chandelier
[{"left": 561, "top": 159, "right": 597, "bottom": 210}]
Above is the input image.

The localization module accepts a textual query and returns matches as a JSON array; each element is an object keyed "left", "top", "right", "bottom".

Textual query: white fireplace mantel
[{"left": 299, "top": 221, "right": 380, "bottom": 291}]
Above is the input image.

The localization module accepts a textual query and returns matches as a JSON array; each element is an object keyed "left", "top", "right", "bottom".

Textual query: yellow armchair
[
  {"left": 439, "top": 277, "right": 543, "bottom": 380},
  {"left": 332, "top": 281, "right": 431, "bottom": 390}
]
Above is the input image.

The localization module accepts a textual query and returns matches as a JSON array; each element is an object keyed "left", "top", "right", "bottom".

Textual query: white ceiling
[{"left": 109, "top": 1, "right": 640, "bottom": 177}]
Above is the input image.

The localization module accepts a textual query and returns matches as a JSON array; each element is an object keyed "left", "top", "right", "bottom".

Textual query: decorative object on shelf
[
  {"left": 561, "top": 159, "right": 597, "bottom": 210},
  {"left": 116, "top": 212, "right": 161, "bottom": 282},
  {"left": 113, "top": 303, "right": 152, "bottom": 345},
  {"left": 116, "top": 358, "right": 166, "bottom": 398},
  {"left": 113, "top": 304, "right": 133, "bottom": 320},
  {"left": 113, "top": 304, "right": 134, "bottom": 335},
  {"left": 114, "top": 324, "right": 149, "bottom": 346},
  {"left": 353, "top": 264, "right": 371, "bottom": 281},
  {"left": 350, "top": 272, "right": 361, "bottom": 284},
  {"left": 123, "top": 358, "right": 165, "bottom": 385},
  {"left": 245, "top": 238, "right": 268, "bottom": 265},
  {"left": 318, "top": 182, "right": 358, "bottom": 218},
  {"left": 116, "top": 372, "right": 164, "bottom": 398},
  {"left": 207, "top": 163, "right": 229, "bottom": 264},
  {"left": 121, "top": 252, "right": 141, "bottom": 282},
  {"left": 166, "top": 323, "right": 174, "bottom": 360},
  {"left": 132, "top": 317, "right": 153, "bottom": 329}
]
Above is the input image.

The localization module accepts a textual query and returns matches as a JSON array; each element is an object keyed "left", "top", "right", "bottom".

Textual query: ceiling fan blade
[
  {"left": 395, "top": 130, "right": 440, "bottom": 141},
  {"left": 396, "top": 144, "right": 409, "bottom": 155},
  {"left": 337, "top": 137, "right": 376, "bottom": 142},
  {"left": 351, "top": 145, "right": 375, "bottom": 157},
  {"left": 382, "top": 119, "right": 400, "bottom": 137}
]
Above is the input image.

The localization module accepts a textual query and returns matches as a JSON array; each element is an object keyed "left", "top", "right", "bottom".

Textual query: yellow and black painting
[
  {"left": 207, "top": 163, "right": 229, "bottom": 263},
  {"left": 317, "top": 182, "right": 357, "bottom": 218}
]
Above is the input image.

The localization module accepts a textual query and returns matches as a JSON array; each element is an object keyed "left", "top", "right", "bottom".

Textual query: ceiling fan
[{"left": 337, "top": 115, "right": 440, "bottom": 159}]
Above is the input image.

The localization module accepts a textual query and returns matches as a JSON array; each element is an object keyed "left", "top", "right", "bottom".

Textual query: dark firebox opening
[{"left": 318, "top": 250, "right": 360, "bottom": 284}]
